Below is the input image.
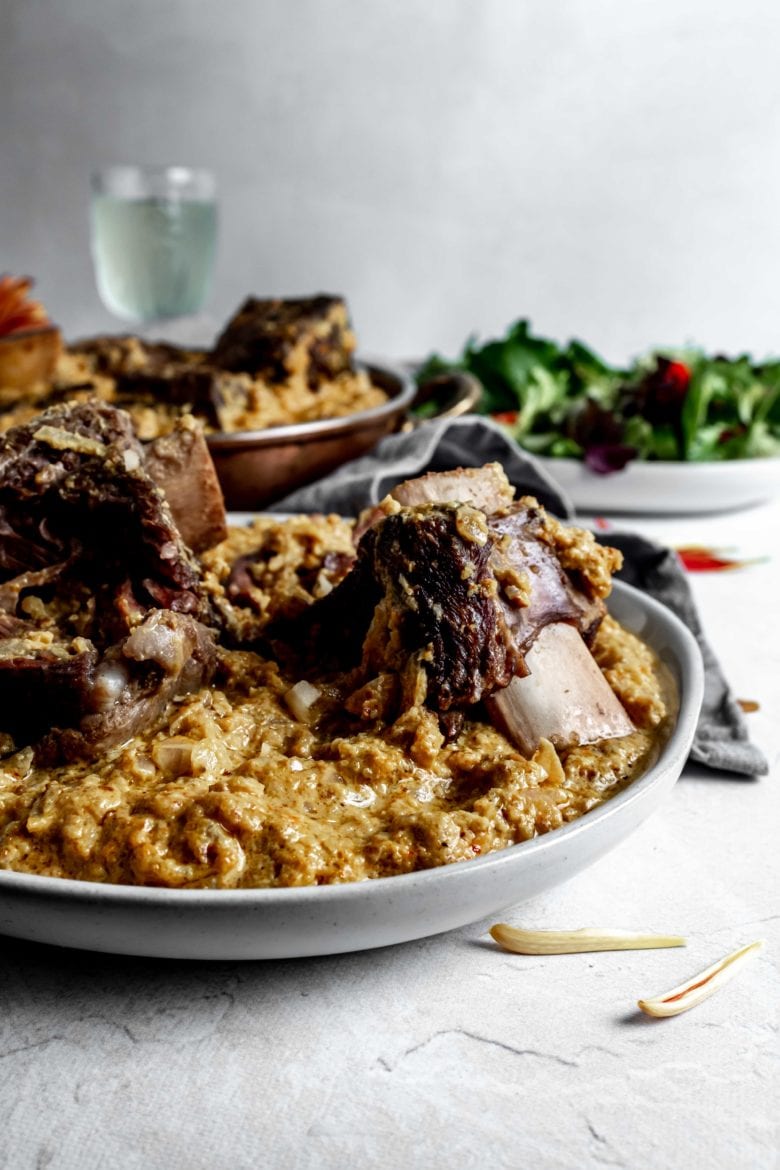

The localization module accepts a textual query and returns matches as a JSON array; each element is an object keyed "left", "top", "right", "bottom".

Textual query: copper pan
[{"left": 206, "top": 362, "right": 481, "bottom": 511}]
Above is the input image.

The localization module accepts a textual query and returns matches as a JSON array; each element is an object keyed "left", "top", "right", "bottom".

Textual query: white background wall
[{"left": 2, "top": 0, "right": 780, "bottom": 363}]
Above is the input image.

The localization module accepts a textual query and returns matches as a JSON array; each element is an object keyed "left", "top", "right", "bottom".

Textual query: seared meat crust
[
  {"left": 0, "top": 401, "right": 206, "bottom": 622},
  {"left": 0, "top": 402, "right": 217, "bottom": 762},
  {"left": 271, "top": 498, "right": 606, "bottom": 725},
  {"left": 212, "top": 294, "right": 357, "bottom": 385}
]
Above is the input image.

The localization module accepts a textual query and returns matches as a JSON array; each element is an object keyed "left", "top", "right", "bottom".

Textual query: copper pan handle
[{"left": 402, "top": 371, "right": 483, "bottom": 432}]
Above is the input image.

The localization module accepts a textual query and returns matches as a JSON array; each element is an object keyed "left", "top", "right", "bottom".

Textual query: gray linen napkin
[{"left": 272, "top": 416, "right": 768, "bottom": 777}]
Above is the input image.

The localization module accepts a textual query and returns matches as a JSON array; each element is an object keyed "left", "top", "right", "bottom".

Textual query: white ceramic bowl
[
  {"left": 0, "top": 582, "right": 703, "bottom": 961},
  {"left": 535, "top": 454, "right": 780, "bottom": 515}
]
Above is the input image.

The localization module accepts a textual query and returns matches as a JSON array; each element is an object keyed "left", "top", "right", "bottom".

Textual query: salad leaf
[{"left": 418, "top": 321, "right": 780, "bottom": 469}]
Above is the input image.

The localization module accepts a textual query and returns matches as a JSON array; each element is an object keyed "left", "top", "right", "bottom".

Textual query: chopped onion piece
[
  {"left": 638, "top": 940, "right": 765, "bottom": 1018},
  {"left": 152, "top": 736, "right": 195, "bottom": 776},
  {"left": 285, "top": 680, "right": 322, "bottom": 723},
  {"left": 531, "top": 737, "right": 565, "bottom": 785},
  {"left": 32, "top": 425, "right": 107, "bottom": 457},
  {"left": 490, "top": 924, "right": 686, "bottom": 955},
  {"left": 122, "top": 447, "right": 141, "bottom": 472}
]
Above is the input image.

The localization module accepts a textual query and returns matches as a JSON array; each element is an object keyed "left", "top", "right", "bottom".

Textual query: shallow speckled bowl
[{"left": 0, "top": 582, "right": 703, "bottom": 960}]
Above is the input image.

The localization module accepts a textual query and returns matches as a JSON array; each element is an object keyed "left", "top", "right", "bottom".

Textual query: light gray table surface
[{"left": 1, "top": 501, "right": 778, "bottom": 1170}]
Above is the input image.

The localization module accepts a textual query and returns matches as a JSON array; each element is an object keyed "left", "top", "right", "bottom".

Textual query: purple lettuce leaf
[{"left": 584, "top": 443, "right": 638, "bottom": 475}]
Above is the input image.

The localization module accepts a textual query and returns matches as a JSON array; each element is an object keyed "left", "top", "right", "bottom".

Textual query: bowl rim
[
  {"left": 0, "top": 579, "right": 704, "bottom": 908},
  {"left": 205, "top": 359, "right": 416, "bottom": 450},
  {"left": 534, "top": 452, "right": 780, "bottom": 473}
]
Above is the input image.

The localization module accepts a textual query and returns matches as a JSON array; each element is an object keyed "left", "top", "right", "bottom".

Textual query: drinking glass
[{"left": 90, "top": 165, "right": 217, "bottom": 324}]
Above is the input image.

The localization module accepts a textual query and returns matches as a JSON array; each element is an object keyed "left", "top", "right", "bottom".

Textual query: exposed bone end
[
  {"left": 487, "top": 621, "right": 634, "bottom": 758},
  {"left": 354, "top": 463, "right": 515, "bottom": 541},
  {"left": 145, "top": 417, "right": 227, "bottom": 553},
  {"left": 390, "top": 462, "right": 515, "bottom": 512}
]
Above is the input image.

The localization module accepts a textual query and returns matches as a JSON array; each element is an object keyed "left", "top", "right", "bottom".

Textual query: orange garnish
[{"left": 0, "top": 275, "right": 50, "bottom": 339}]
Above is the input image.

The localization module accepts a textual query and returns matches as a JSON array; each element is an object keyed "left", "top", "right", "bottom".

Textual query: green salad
[{"left": 419, "top": 320, "right": 780, "bottom": 472}]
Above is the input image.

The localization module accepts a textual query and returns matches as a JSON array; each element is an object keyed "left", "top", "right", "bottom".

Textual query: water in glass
[{"left": 91, "top": 166, "right": 217, "bottom": 323}]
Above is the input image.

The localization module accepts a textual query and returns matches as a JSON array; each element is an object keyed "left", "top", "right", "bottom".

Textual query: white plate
[
  {"left": 535, "top": 454, "right": 780, "bottom": 515},
  {"left": 0, "top": 583, "right": 703, "bottom": 961}
]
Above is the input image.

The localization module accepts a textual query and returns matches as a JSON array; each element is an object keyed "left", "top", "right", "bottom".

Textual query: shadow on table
[
  {"left": 0, "top": 929, "right": 454, "bottom": 1076},
  {"left": 680, "top": 761, "right": 763, "bottom": 784},
  {"left": 0, "top": 926, "right": 442, "bottom": 1016},
  {"left": 0, "top": 931, "right": 439, "bottom": 1058}
]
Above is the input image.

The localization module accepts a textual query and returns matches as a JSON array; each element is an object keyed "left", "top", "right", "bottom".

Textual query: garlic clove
[
  {"left": 490, "top": 924, "right": 686, "bottom": 955},
  {"left": 638, "top": 939, "right": 765, "bottom": 1018}
]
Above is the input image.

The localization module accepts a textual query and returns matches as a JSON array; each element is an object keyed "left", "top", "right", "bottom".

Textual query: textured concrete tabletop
[{"left": 1, "top": 502, "right": 777, "bottom": 1170}]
